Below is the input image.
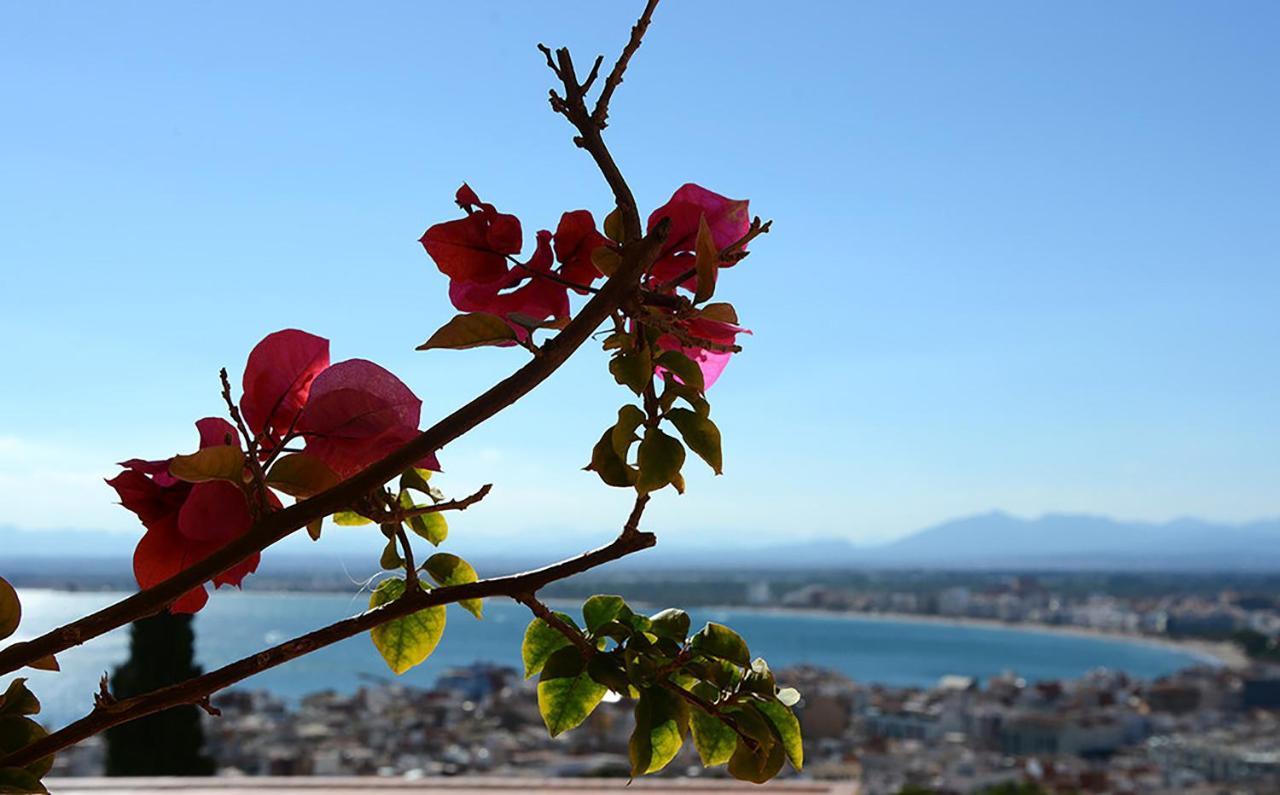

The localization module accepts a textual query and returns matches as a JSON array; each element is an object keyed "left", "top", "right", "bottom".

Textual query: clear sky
[{"left": 1, "top": 1, "right": 1277, "bottom": 551}]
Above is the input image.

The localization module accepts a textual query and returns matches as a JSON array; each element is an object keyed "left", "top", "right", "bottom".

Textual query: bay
[{"left": 9, "top": 589, "right": 1211, "bottom": 728}]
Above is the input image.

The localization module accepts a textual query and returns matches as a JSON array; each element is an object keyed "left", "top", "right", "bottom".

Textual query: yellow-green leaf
[
  {"left": 636, "top": 426, "right": 685, "bottom": 494},
  {"left": 522, "top": 613, "right": 577, "bottom": 679},
  {"left": 423, "top": 553, "right": 482, "bottom": 619},
  {"left": 333, "top": 511, "right": 372, "bottom": 526},
  {"left": 417, "top": 312, "right": 518, "bottom": 351},
  {"left": 666, "top": 408, "right": 723, "bottom": 475},
  {"left": 168, "top": 445, "right": 243, "bottom": 484},
  {"left": 0, "top": 766, "right": 47, "bottom": 793},
  {"left": 629, "top": 686, "right": 689, "bottom": 775},
  {"left": 0, "top": 715, "right": 52, "bottom": 778},
  {"left": 368, "top": 578, "right": 446, "bottom": 675},
  {"left": 591, "top": 246, "right": 622, "bottom": 276},
  {"left": 0, "top": 680, "right": 39, "bottom": 716},
  {"left": 603, "top": 208, "right": 625, "bottom": 243},
  {"left": 537, "top": 647, "right": 606, "bottom": 737},
  {"left": 691, "top": 622, "right": 750, "bottom": 666},
  {"left": 726, "top": 706, "right": 784, "bottom": 783},
  {"left": 586, "top": 425, "right": 637, "bottom": 488},
  {"left": 689, "top": 684, "right": 736, "bottom": 767},
  {"left": 756, "top": 699, "right": 803, "bottom": 771},
  {"left": 266, "top": 454, "right": 339, "bottom": 499},
  {"left": 609, "top": 347, "right": 653, "bottom": 396},
  {"left": 655, "top": 350, "right": 705, "bottom": 394},
  {"left": 0, "top": 578, "right": 19, "bottom": 641},
  {"left": 693, "top": 213, "right": 718, "bottom": 304},
  {"left": 699, "top": 302, "right": 739, "bottom": 325}
]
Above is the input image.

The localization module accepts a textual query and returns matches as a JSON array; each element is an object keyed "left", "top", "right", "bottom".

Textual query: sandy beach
[{"left": 712, "top": 605, "right": 1251, "bottom": 670}]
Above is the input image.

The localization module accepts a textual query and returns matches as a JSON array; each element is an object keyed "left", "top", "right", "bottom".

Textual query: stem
[
  {"left": 0, "top": 160, "right": 669, "bottom": 681},
  {"left": 593, "top": 0, "right": 661, "bottom": 129},
  {"left": 1, "top": 529, "right": 657, "bottom": 768},
  {"left": 516, "top": 593, "right": 596, "bottom": 658}
]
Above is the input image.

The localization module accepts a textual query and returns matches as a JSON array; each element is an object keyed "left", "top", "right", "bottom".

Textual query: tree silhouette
[{"left": 104, "top": 612, "right": 214, "bottom": 776}]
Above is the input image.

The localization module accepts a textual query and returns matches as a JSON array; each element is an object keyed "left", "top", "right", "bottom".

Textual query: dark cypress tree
[{"left": 104, "top": 611, "right": 215, "bottom": 775}]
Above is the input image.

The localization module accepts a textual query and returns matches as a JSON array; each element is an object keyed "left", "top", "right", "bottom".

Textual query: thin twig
[
  {"left": 593, "top": 0, "right": 661, "bottom": 128},
  {"left": 659, "top": 679, "right": 758, "bottom": 750},
  {"left": 516, "top": 593, "right": 596, "bottom": 658},
  {"left": 391, "top": 483, "right": 493, "bottom": 522}
]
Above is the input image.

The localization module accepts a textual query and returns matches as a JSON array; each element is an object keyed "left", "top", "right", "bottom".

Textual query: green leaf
[
  {"left": 379, "top": 538, "right": 403, "bottom": 570},
  {"left": 699, "top": 302, "right": 739, "bottom": 325},
  {"left": 0, "top": 715, "right": 51, "bottom": 778},
  {"left": 586, "top": 425, "right": 637, "bottom": 488},
  {"left": 423, "top": 553, "right": 482, "bottom": 619},
  {"left": 691, "top": 622, "right": 750, "bottom": 666},
  {"left": 401, "top": 492, "right": 448, "bottom": 545},
  {"left": 581, "top": 595, "right": 628, "bottom": 634},
  {"left": 757, "top": 699, "right": 804, "bottom": 771},
  {"left": 629, "top": 686, "right": 689, "bottom": 776},
  {"left": 537, "top": 647, "right": 607, "bottom": 737},
  {"left": 368, "top": 577, "right": 446, "bottom": 675},
  {"left": 689, "top": 683, "right": 736, "bottom": 767},
  {"left": 399, "top": 467, "right": 434, "bottom": 495},
  {"left": 168, "top": 445, "right": 243, "bottom": 484},
  {"left": 636, "top": 426, "right": 685, "bottom": 494},
  {"left": 693, "top": 213, "right": 719, "bottom": 304},
  {"left": 591, "top": 246, "right": 622, "bottom": 276},
  {"left": 648, "top": 608, "right": 690, "bottom": 642},
  {"left": 333, "top": 511, "right": 372, "bottom": 526},
  {"left": 0, "top": 680, "right": 39, "bottom": 716},
  {"left": 655, "top": 350, "right": 705, "bottom": 394},
  {"left": 601, "top": 331, "right": 632, "bottom": 351},
  {"left": 0, "top": 578, "right": 19, "bottom": 642},
  {"left": 726, "top": 706, "right": 784, "bottom": 784},
  {"left": 603, "top": 208, "right": 625, "bottom": 243},
  {"left": 408, "top": 513, "right": 447, "bottom": 546},
  {"left": 417, "top": 312, "right": 518, "bottom": 351},
  {"left": 610, "top": 405, "right": 646, "bottom": 459},
  {"left": 522, "top": 613, "right": 578, "bottom": 679},
  {"left": 666, "top": 408, "right": 723, "bottom": 474},
  {"left": 609, "top": 347, "right": 653, "bottom": 396},
  {"left": 0, "top": 766, "right": 47, "bottom": 794},
  {"left": 586, "top": 653, "right": 632, "bottom": 694},
  {"left": 777, "top": 687, "right": 801, "bottom": 707},
  {"left": 266, "top": 453, "right": 339, "bottom": 498}
]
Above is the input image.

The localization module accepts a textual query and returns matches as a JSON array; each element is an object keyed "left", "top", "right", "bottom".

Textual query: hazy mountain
[
  {"left": 4, "top": 513, "right": 1280, "bottom": 576},
  {"left": 854, "top": 512, "right": 1280, "bottom": 570}
]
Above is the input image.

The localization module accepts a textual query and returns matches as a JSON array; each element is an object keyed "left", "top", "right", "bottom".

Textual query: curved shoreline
[{"left": 693, "top": 604, "right": 1249, "bottom": 670}]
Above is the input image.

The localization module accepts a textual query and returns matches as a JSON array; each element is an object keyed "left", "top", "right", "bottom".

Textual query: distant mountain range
[{"left": 4, "top": 512, "right": 1280, "bottom": 575}]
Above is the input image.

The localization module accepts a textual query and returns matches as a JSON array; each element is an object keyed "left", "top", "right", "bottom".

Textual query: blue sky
[{"left": 1, "top": 1, "right": 1277, "bottom": 550}]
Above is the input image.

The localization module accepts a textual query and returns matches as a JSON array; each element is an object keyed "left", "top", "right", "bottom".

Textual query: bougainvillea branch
[
  {"left": 0, "top": 169, "right": 669, "bottom": 681},
  {"left": 0, "top": 525, "right": 657, "bottom": 769},
  {"left": 1, "top": 2, "right": 805, "bottom": 787}
]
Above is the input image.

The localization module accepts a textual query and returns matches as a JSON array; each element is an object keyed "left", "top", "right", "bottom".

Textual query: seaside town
[
  {"left": 47, "top": 655, "right": 1280, "bottom": 793},
  {"left": 722, "top": 576, "right": 1280, "bottom": 653}
]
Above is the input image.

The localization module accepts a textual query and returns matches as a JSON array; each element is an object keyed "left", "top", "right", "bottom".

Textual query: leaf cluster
[{"left": 522, "top": 594, "right": 802, "bottom": 782}]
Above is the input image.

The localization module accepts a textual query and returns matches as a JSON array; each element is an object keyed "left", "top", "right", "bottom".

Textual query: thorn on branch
[
  {"left": 94, "top": 673, "right": 116, "bottom": 709},
  {"left": 196, "top": 696, "right": 221, "bottom": 717}
]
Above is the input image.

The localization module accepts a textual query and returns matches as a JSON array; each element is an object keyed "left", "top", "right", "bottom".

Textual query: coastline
[
  {"left": 699, "top": 604, "right": 1250, "bottom": 670},
  {"left": 17, "top": 587, "right": 1250, "bottom": 672}
]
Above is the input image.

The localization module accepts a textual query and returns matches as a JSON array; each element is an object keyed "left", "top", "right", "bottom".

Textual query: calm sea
[{"left": 11, "top": 589, "right": 1212, "bottom": 728}]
